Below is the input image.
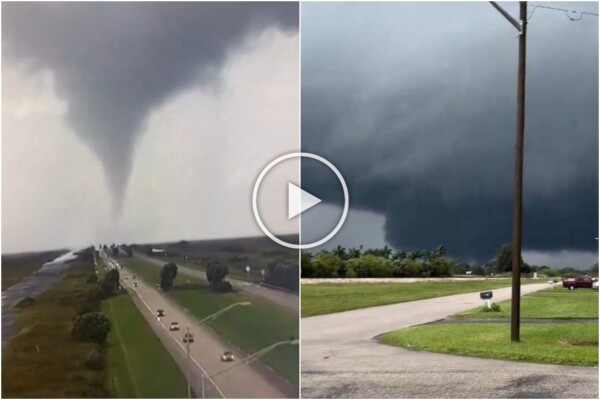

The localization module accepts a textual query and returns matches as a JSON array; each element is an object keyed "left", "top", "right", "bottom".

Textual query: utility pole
[
  {"left": 186, "top": 327, "right": 191, "bottom": 398},
  {"left": 489, "top": 1, "right": 527, "bottom": 342}
]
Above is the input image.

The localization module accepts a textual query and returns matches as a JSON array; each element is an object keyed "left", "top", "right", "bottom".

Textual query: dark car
[
  {"left": 562, "top": 277, "right": 594, "bottom": 290},
  {"left": 156, "top": 309, "right": 165, "bottom": 317},
  {"left": 183, "top": 333, "right": 194, "bottom": 343}
]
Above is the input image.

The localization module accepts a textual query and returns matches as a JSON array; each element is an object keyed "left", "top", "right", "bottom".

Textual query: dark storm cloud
[
  {"left": 301, "top": 2, "right": 598, "bottom": 261},
  {"left": 2, "top": 2, "right": 298, "bottom": 214}
]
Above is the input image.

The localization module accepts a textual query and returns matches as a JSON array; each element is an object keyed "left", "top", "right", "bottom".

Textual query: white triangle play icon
[{"left": 288, "top": 183, "right": 322, "bottom": 219}]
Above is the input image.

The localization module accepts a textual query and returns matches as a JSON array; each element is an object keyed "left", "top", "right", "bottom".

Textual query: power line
[{"left": 528, "top": 4, "right": 599, "bottom": 22}]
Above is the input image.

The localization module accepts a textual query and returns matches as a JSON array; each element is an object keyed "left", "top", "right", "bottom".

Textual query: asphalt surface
[
  {"left": 140, "top": 255, "right": 298, "bottom": 314},
  {"left": 105, "top": 257, "right": 297, "bottom": 398},
  {"left": 301, "top": 283, "right": 599, "bottom": 398}
]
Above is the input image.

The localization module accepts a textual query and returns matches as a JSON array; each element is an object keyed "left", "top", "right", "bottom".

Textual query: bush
[
  {"left": 481, "top": 303, "right": 501, "bottom": 312},
  {"left": 312, "top": 253, "right": 342, "bottom": 278},
  {"left": 71, "top": 312, "right": 112, "bottom": 344},
  {"left": 393, "top": 260, "right": 423, "bottom": 277},
  {"left": 86, "top": 274, "right": 99, "bottom": 284}
]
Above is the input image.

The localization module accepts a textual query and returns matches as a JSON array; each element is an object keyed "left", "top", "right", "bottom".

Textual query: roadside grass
[
  {"left": 1, "top": 249, "right": 67, "bottom": 290},
  {"left": 122, "top": 257, "right": 299, "bottom": 386},
  {"left": 380, "top": 323, "right": 598, "bottom": 366},
  {"left": 102, "top": 293, "right": 188, "bottom": 398},
  {"left": 302, "top": 279, "right": 540, "bottom": 317},
  {"left": 1, "top": 263, "right": 107, "bottom": 397},
  {"left": 457, "top": 287, "right": 598, "bottom": 319}
]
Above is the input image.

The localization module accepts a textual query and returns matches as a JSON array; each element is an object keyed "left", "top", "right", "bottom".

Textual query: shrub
[
  {"left": 481, "top": 303, "right": 501, "bottom": 312},
  {"left": 312, "top": 253, "right": 342, "bottom": 278},
  {"left": 86, "top": 274, "right": 98, "bottom": 284},
  {"left": 71, "top": 312, "right": 112, "bottom": 344}
]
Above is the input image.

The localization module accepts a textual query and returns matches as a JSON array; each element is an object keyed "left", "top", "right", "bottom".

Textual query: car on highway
[
  {"left": 221, "top": 351, "right": 235, "bottom": 362},
  {"left": 183, "top": 333, "right": 194, "bottom": 343},
  {"left": 169, "top": 322, "right": 180, "bottom": 331},
  {"left": 133, "top": 282, "right": 138, "bottom": 288},
  {"left": 156, "top": 309, "right": 165, "bottom": 317}
]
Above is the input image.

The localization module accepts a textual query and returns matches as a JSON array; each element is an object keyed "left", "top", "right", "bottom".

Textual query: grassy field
[
  {"left": 102, "top": 294, "right": 188, "bottom": 398},
  {"left": 381, "top": 323, "right": 598, "bottom": 366},
  {"left": 301, "top": 279, "right": 540, "bottom": 317},
  {"left": 457, "top": 287, "right": 598, "bottom": 319},
  {"left": 122, "top": 257, "right": 299, "bottom": 386},
  {"left": 1, "top": 249, "right": 67, "bottom": 290},
  {"left": 1, "top": 262, "right": 108, "bottom": 397}
]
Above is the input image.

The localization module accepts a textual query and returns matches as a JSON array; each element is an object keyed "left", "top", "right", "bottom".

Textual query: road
[
  {"left": 139, "top": 254, "right": 298, "bottom": 314},
  {"left": 104, "top": 257, "right": 297, "bottom": 398},
  {"left": 301, "top": 283, "right": 599, "bottom": 398}
]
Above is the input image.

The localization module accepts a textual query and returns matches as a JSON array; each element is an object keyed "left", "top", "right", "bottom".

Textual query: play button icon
[
  {"left": 252, "top": 152, "right": 349, "bottom": 250},
  {"left": 288, "top": 183, "right": 321, "bottom": 219}
]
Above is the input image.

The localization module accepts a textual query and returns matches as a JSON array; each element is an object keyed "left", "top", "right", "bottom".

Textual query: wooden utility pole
[{"left": 489, "top": 1, "right": 527, "bottom": 342}]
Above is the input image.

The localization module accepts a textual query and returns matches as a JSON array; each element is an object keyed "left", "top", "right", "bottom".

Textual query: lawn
[
  {"left": 121, "top": 257, "right": 299, "bottom": 386},
  {"left": 1, "top": 262, "right": 107, "bottom": 397},
  {"left": 302, "top": 279, "right": 539, "bottom": 317},
  {"left": 380, "top": 323, "right": 598, "bottom": 366},
  {"left": 1, "top": 249, "right": 67, "bottom": 290},
  {"left": 102, "top": 293, "right": 188, "bottom": 398},
  {"left": 457, "top": 287, "right": 598, "bottom": 319}
]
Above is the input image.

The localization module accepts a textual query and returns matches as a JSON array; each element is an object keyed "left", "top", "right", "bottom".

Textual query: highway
[
  {"left": 301, "top": 283, "right": 599, "bottom": 398},
  {"left": 103, "top": 256, "right": 297, "bottom": 398},
  {"left": 139, "top": 254, "right": 298, "bottom": 314}
]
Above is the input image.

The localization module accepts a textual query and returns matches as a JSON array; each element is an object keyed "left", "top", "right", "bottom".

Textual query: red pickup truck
[{"left": 562, "top": 277, "right": 597, "bottom": 290}]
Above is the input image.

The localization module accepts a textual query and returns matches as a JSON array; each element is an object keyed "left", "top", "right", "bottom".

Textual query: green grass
[
  {"left": 457, "top": 287, "right": 598, "bottom": 319},
  {"left": 380, "top": 323, "right": 598, "bottom": 366},
  {"left": 302, "top": 279, "right": 539, "bottom": 317},
  {"left": 122, "top": 257, "right": 299, "bottom": 386},
  {"left": 102, "top": 294, "right": 188, "bottom": 398},
  {"left": 1, "top": 262, "right": 108, "bottom": 397},
  {"left": 1, "top": 249, "right": 67, "bottom": 290}
]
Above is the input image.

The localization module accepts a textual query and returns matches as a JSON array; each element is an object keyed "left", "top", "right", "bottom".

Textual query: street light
[{"left": 185, "top": 301, "right": 252, "bottom": 398}]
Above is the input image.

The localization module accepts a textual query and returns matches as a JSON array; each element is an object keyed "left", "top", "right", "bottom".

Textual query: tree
[
  {"left": 101, "top": 269, "right": 120, "bottom": 298},
  {"left": 160, "top": 262, "right": 178, "bottom": 291},
  {"left": 301, "top": 252, "right": 315, "bottom": 278},
  {"left": 71, "top": 312, "right": 112, "bottom": 344},
  {"left": 311, "top": 253, "right": 342, "bottom": 278},
  {"left": 332, "top": 245, "right": 347, "bottom": 260},
  {"left": 495, "top": 244, "right": 524, "bottom": 273},
  {"left": 206, "top": 262, "right": 232, "bottom": 292},
  {"left": 348, "top": 247, "right": 362, "bottom": 259},
  {"left": 471, "top": 265, "right": 485, "bottom": 276}
]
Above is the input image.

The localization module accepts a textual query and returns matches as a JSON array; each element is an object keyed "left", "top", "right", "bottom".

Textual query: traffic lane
[
  {"left": 127, "top": 287, "right": 221, "bottom": 398},
  {"left": 301, "top": 341, "right": 599, "bottom": 398},
  {"left": 302, "top": 283, "right": 551, "bottom": 343},
  {"left": 140, "top": 255, "right": 298, "bottom": 314},
  {"left": 126, "top": 269, "right": 295, "bottom": 398}
]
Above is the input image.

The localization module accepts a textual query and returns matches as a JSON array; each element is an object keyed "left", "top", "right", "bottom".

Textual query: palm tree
[
  {"left": 392, "top": 250, "right": 407, "bottom": 261},
  {"left": 333, "top": 245, "right": 347, "bottom": 260},
  {"left": 348, "top": 247, "right": 362, "bottom": 259},
  {"left": 380, "top": 245, "right": 393, "bottom": 259}
]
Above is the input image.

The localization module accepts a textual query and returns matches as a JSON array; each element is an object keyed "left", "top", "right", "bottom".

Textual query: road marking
[{"left": 128, "top": 275, "right": 226, "bottom": 399}]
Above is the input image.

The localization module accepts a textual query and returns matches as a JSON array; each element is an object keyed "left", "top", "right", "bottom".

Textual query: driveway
[{"left": 301, "top": 283, "right": 599, "bottom": 398}]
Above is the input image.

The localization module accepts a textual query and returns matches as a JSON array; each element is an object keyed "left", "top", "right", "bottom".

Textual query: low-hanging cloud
[
  {"left": 2, "top": 2, "right": 298, "bottom": 214},
  {"left": 301, "top": 2, "right": 598, "bottom": 262}
]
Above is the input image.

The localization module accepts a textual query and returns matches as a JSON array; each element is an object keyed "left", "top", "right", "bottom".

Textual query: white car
[
  {"left": 593, "top": 280, "right": 599, "bottom": 290},
  {"left": 169, "top": 322, "right": 180, "bottom": 331},
  {"left": 221, "top": 351, "right": 235, "bottom": 362}
]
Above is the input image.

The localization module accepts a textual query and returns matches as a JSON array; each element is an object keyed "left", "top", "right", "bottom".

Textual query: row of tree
[
  {"left": 302, "top": 244, "right": 598, "bottom": 278},
  {"left": 301, "top": 245, "right": 455, "bottom": 278}
]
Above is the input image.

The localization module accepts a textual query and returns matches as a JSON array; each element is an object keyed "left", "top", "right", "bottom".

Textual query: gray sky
[
  {"left": 2, "top": 2, "right": 299, "bottom": 253},
  {"left": 301, "top": 2, "right": 598, "bottom": 267}
]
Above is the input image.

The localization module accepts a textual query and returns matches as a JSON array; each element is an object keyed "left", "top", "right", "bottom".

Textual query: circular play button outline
[{"left": 252, "top": 152, "right": 349, "bottom": 250}]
